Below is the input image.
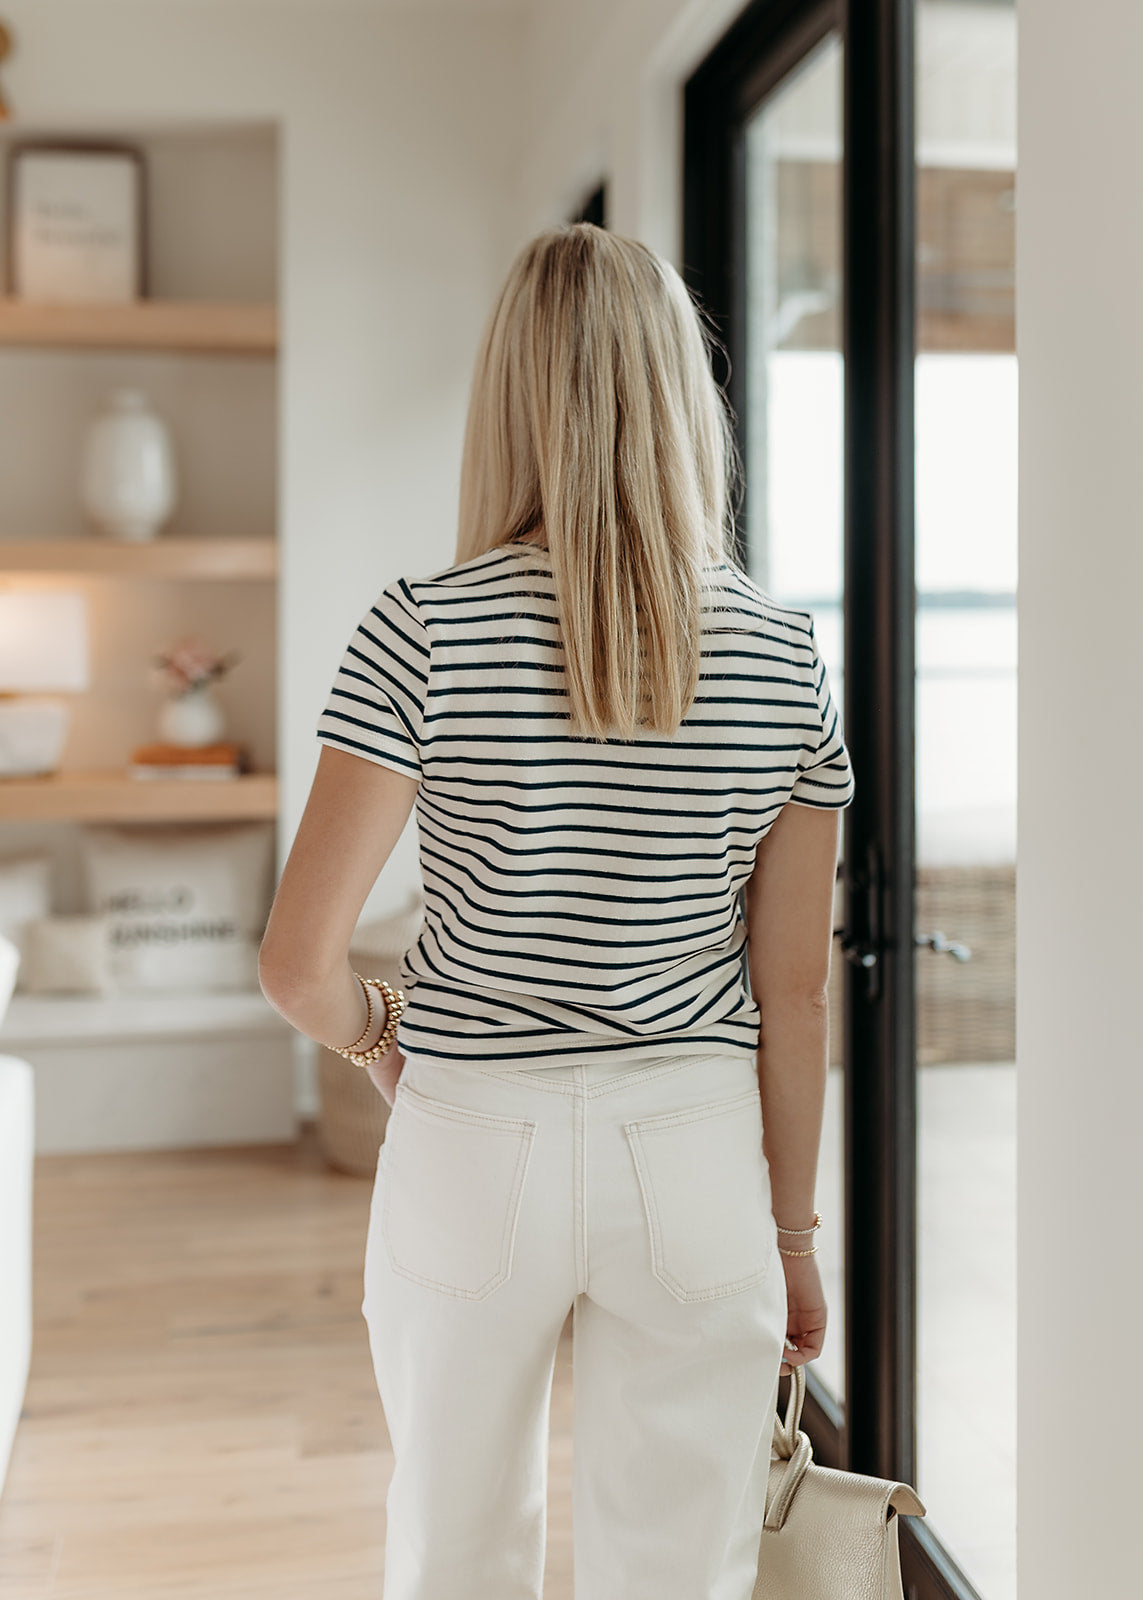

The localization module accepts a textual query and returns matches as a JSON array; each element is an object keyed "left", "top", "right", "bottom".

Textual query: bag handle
[
  {"left": 766, "top": 1365, "right": 927, "bottom": 1530},
  {"left": 772, "top": 1361, "right": 808, "bottom": 1462},
  {"left": 766, "top": 1366, "right": 815, "bottom": 1529}
]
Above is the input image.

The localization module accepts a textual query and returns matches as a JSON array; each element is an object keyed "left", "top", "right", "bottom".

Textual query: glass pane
[
  {"left": 742, "top": 32, "right": 846, "bottom": 1403},
  {"left": 914, "top": 3, "right": 1017, "bottom": 1596}
]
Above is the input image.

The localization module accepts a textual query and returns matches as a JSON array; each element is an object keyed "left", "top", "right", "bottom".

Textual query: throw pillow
[
  {"left": 0, "top": 933, "right": 18, "bottom": 1024},
  {"left": 0, "top": 853, "right": 53, "bottom": 975},
  {"left": 79, "top": 822, "right": 275, "bottom": 991},
  {"left": 19, "top": 914, "right": 116, "bottom": 996}
]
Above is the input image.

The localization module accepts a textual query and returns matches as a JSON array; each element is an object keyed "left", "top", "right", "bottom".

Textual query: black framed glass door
[{"left": 685, "top": 3, "right": 1007, "bottom": 1596}]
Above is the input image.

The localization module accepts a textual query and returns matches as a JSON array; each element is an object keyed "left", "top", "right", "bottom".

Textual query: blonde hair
[{"left": 455, "top": 222, "right": 741, "bottom": 741}]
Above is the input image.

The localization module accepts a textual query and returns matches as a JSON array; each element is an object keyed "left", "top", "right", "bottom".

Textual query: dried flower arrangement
[{"left": 153, "top": 637, "right": 241, "bottom": 697}]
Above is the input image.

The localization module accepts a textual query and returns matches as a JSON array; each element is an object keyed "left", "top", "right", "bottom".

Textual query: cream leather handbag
[{"left": 753, "top": 1363, "right": 927, "bottom": 1599}]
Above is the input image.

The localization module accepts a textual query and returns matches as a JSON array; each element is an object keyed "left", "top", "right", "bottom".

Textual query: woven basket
[
  {"left": 316, "top": 1048, "right": 392, "bottom": 1176},
  {"left": 825, "top": 863, "right": 1014, "bottom": 1068},
  {"left": 315, "top": 890, "right": 425, "bottom": 1177},
  {"left": 915, "top": 863, "right": 1014, "bottom": 1064}
]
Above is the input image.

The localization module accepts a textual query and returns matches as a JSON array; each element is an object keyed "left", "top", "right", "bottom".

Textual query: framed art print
[{"left": 6, "top": 141, "right": 147, "bottom": 302}]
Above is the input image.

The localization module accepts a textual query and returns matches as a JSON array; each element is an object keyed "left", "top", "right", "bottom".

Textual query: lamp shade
[{"left": 0, "top": 591, "right": 90, "bottom": 692}]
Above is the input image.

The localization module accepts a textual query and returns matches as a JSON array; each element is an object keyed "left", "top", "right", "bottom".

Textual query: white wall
[
  {"left": 517, "top": 0, "right": 749, "bottom": 257},
  {"left": 1016, "top": 2, "right": 1143, "bottom": 1594}
]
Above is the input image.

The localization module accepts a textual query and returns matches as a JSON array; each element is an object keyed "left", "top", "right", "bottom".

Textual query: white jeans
[{"left": 362, "top": 1048, "right": 788, "bottom": 1600}]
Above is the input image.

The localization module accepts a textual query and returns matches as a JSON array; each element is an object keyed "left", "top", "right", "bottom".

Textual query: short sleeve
[
  {"left": 788, "top": 618, "right": 855, "bottom": 810},
  {"left": 316, "top": 577, "right": 428, "bottom": 780}
]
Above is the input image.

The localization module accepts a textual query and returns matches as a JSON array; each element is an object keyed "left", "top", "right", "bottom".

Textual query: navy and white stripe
[{"left": 316, "top": 542, "right": 855, "bottom": 1067}]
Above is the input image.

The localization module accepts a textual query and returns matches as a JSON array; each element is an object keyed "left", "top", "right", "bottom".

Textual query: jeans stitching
[
  {"left": 625, "top": 1087, "right": 762, "bottom": 1135},
  {"left": 381, "top": 1095, "right": 537, "bottom": 1300},
  {"left": 474, "top": 1053, "right": 748, "bottom": 1098},
  {"left": 395, "top": 1079, "right": 537, "bottom": 1135},
  {"left": 624, "top": 1091, "right": 771, "bottom": 1303},
  {"left": 584, "top": 1057, "right": 723, "bottom": 1098},
  {"left": 473, "top": 1069, "right": 574, "bottom": 1096},
  {"left": 576, "top": 1064, "right": 588, "bottom": 1294}
]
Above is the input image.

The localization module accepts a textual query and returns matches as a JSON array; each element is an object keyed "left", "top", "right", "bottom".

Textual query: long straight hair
[{"left": 455, "top": 223, "right": 742, "bottom": 741}]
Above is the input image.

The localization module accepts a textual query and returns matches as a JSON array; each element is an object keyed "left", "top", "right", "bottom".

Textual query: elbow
[
  {"left": 752, "top": 974, "right": 830, "bottom": 1016},
  {"left": 257, "top": 935, "right": 321, "bottom": 1014},
  {"left": 795, "top": 982, "right": 830, "bottom": 1012},
  {"left": 754, "top": 984, "right": 831, "bottom": 1063},
  {"left": 781, "top": 987, "right": 830, "bottom": 1019},
  {"left": 257, "top": 941, "right": 291, "bottom": 1013}
]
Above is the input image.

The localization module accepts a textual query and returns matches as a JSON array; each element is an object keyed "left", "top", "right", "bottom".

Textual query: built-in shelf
[
  {"left": 0, "top": 770, "right": 278, "bottom": 823},
  {"left": 0, "top": 297, "right": 278, "bottom": 355},
  {"left": 0, "top": 537, "right": 278, "bottom": 580},
  {"left": 0, "top": 988, "right": 291, "bottom": 1047}
]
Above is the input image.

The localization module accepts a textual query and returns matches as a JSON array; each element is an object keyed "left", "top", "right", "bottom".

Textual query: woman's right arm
[{"left": 744, "top": 799, "right": 842, "bottom": 1373}]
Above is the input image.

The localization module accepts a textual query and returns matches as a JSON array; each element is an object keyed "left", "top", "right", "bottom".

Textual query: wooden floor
[{"left": 0, "top": 1124, "right": 575, "bottom": 1599}]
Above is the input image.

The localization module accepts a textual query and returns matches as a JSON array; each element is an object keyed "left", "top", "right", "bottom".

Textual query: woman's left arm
[{"left": 258, "top": 744, "right": 419, "bottom": 1065}]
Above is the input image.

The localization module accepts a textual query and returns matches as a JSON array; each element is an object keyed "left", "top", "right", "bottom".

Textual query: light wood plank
[
  {"left": 0, "top": 1125, "right": 576, "bottom": 1599},
  {"left": 0, "top": 538, "right": 277, "bottom": 580},
  {"left": 0, "top": 297, "right": 277, "bottom": 355},
  {"left": 0, "top": 770, "right": 278, "bottom": 823}
]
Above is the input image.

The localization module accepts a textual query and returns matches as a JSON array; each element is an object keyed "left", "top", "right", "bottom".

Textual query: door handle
[
  {"left": 832, "top": 838, "right": 885, "bottom": 1001},
  {"left": 833, "top": 931, "right": 971, "bottom": 964},
  {"left": 834, "top": 928, "right": 879, "bottom": 968},
  {"left": 915, "top": 930, "right": 972, "bottom": 961}
]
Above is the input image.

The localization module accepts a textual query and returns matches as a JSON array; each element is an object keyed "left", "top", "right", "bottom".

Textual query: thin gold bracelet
[
  {"left": 775, "top": 1209, "right": 822, "bottom": 1257},
  {"left": 343, "top": 973, "right": 376, "bottom": 1053},
  {"left": 775, "top": 1210, "right": 822, "bottom": 1236}
]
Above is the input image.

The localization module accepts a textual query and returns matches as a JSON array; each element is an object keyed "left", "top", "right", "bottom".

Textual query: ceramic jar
[
  {"left": 157, "top": 683, "right": 227, "bottom": 747},
  {"left": 80, "top": 388, "right": 178, "bottom": 542}
]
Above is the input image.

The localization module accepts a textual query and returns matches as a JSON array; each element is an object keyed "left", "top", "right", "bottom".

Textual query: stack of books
[{"left": 128, "top": 741, "right": 250, "bottom": 780}]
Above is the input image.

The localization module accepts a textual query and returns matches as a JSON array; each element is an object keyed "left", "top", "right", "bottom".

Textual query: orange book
[
  {"left": 130, "top": 741, "right": 248, "bottom": 767},
  {"left": 128, "top": 741, "right": 250, "bottom": 778}
]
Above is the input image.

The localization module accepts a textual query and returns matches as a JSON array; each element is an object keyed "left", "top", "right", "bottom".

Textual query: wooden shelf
[
  {"left": 0, "top": 537, "right": 278, "bottom": 580},
  {"left": 0, "top": 297, "right": 277, "bottom": 355},
  {"left": 0, "top": 770, "right": 278, "bottom": 823}
]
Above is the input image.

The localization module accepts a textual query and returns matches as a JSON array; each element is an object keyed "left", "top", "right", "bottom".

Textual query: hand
[
  {"left": 778, "top": 1252, "right": 827, "bottom": 1377},
  {"left": 363, "top": 1046, "right": 405, "bottom": 1108}
]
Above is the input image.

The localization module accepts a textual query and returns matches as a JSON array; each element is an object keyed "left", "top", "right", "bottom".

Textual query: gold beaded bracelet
[
  {"left": 328, "top": 974, "right": 407, "bottom": 1067},
  {"left": 776, "top": 1209, "right": 822, "bottom": 1257}
]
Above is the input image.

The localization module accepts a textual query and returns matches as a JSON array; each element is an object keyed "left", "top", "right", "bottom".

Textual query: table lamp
[{"left": 0, "top": 590, "right": 90, "bottom": 777}]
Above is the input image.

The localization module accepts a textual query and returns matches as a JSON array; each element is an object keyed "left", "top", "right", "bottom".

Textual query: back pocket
[
  {"left": 381, "top": 1081, "right": 536, "bottom": 1300},
  {"left": 624, "top": 1088, "right": 775, "bottom": 1303}
]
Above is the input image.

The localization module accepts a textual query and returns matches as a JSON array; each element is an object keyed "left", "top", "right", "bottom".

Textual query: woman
[{"left": 259, "top": 222, "right": 854, "bottom": 1600}]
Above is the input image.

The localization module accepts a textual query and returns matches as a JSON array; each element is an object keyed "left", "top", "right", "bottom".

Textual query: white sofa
[{"left": 0, "top": 934, "right": 33, "bottom": 1499}]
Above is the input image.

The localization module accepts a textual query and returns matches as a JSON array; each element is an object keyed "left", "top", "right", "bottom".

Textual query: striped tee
[{"left": 315, "top": 540, "right": 855, "bottom": 1067}]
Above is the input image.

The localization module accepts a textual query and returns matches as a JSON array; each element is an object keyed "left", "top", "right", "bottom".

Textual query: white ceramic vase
[
  {"left": 157, "top": 683, "right": 226, "bottom": 748},
  {"left": 80, "top": 388, "right": 178, "bottom": 543}
]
